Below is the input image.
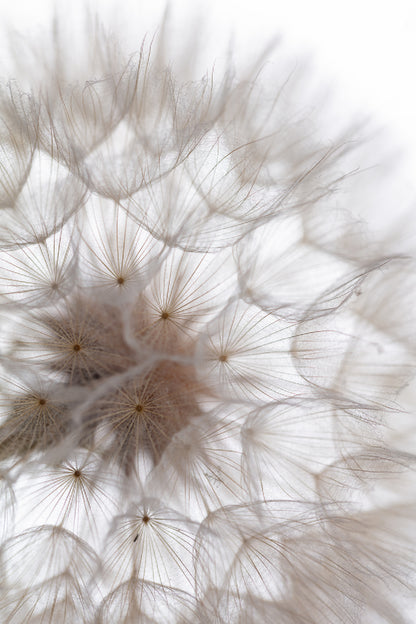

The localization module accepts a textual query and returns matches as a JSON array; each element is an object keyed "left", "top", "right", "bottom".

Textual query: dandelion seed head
[{"left": 0, "top": 8, "right": 415, "bottom": 624}]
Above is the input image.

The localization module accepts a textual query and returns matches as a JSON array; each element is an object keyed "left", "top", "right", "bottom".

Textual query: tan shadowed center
[
  {"left": 94, "top": 358, "right": 204, "bottom": 474},
  {"left": 117, "top": 277, "right": 125, "bottom": 285},
  {"left": 36, "top": 298, "right": 207, "bottom": 473},
  {"left": 73, "top": 469, "right": 81, "bottom": 478}
]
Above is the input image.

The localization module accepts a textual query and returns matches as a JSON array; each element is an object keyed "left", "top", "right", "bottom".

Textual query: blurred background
[
  {"left": 0, "top": 0, "right": 415, "bottom": 175},
  {"left": 0, "top": 0, "right": 415, "bottom": 242}
]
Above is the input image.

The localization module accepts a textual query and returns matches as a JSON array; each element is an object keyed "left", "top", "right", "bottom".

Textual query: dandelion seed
[
  {"left": 103, "top": 499, "right": 199, "bottom": 591},
  {"left": 82, "top": 362, "right": 203, "bottom": 473},
  {"left": 0, "top": 222, "right": 78, "bottom": 308},
  {"left": 0, "top": 376, "right": 70, "bottom": 464}
]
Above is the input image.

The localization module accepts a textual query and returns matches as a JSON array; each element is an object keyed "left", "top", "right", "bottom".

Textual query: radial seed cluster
[{"left": 0, "top": 22, "right": 416, "bottom": 624}]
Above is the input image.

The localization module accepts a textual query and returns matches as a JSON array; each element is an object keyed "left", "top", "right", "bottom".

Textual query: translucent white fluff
[{"left": 0, "top": 12, "right": 415, "bottom": 624}]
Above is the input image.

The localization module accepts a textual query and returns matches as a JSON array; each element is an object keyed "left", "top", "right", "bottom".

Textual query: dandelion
[{"left": 0, "top": 10, "right": 416, "bottom": 624}]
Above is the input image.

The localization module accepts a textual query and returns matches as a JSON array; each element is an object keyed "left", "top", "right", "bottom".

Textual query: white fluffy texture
[{"left": 0, "top": 15, "right": 416, "bottom": 624}]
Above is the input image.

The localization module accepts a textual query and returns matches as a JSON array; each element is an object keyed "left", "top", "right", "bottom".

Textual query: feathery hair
[{"left": 0, "top": 11, "right": 415, "bottom": 624}]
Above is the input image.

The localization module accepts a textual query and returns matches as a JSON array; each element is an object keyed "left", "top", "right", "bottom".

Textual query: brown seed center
[
  {"left": 219, "top": 354, "right": 228, "bottom": 362},
  {"left": 160, "top": 311, "right": 169, "bottom": 320},
  {"left": 135, "top": 404, "right": 144, "bottom": 413},
  {"left": 142, "top": 515, "right": 150, "bottom": 524},
  {"left": 73, "top": 469, "right": 81, "bottom": 478},
  {"left": 117, "top": 276, "right": 125, "bottom": 285},
  {"left": 73, "top": 344, "right": 81, "bottom": 352},
  {"left": 38, "top": 398, "right": 47, "bottom": 406}
]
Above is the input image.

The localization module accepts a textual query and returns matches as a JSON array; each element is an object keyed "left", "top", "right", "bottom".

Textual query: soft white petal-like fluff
[{"left": 0, "top": 11, "right": 415, "bottom": 624}]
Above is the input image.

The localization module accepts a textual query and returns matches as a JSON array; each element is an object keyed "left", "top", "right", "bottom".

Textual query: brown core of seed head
[
  {"left": 117, "top": 277, "right": 125, "bottom": 285},
  {"left": 160, "top": 311, "right": 169, "bottom": 320},
  {"left": 73, "top": 469, "right": 81, "bottom": 477},
  {"left": 73, "top": 344, "right": 81, "bottom": 352},
  {"left": 219, "top": 354, "right": 228, "bottom": 362},
  {"left": 142, "top": 515, "right": 150, "bottom": 524},
  {"left": 38, "top": 398, "right": 47, "bottom": 406},
  {"left": 135, "top": 404, "right": 144, "bottom": 413}
]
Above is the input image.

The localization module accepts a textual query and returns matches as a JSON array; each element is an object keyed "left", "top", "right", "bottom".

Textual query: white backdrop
[{"left": 0, "top": 0, "right": 415, "bottom": 180}]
